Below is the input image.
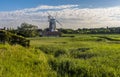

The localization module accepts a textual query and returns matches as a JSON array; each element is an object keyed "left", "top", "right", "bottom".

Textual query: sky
[{"left": 1, "top": 0, "right": 120, "bottom": 29}]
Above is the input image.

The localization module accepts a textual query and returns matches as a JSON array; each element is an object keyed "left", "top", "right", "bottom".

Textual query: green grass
[
  {"left": 0, "top": 44, "right": 56, "bottom": 77},
  {"left": 1, "top": 34, "right": 120, "bottom": 77}
]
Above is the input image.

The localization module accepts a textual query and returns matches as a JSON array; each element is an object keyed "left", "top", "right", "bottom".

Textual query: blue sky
[
  {"left": 1, "top": 0, "right": 120, "bottom": 11},
  {"left": 0, "top": 0, "right": 120, "bottom": 29}
]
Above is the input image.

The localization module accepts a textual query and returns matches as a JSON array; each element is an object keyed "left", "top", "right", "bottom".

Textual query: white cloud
[
  {"left": 0, "top": 5, "right": 120, "bottom": 29},
  {"left": 12, "top": 5, "right": 79, "bottom": 13}
]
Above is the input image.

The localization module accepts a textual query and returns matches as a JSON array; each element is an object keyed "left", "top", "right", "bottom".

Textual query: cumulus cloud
[{"left": 0, "top": 5, "right": 120, "bottom": 29}]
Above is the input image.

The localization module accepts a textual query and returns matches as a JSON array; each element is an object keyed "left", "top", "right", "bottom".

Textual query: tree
[{"left": 17, "top": 23, "right": 38, "bottom": 37}]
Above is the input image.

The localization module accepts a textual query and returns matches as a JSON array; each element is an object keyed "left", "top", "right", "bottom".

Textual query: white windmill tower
[{"left": 47, "top": 12, "right": 62, "bottom": 32}]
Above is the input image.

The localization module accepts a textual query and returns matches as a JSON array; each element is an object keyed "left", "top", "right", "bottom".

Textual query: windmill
[
  {"left": 47, "top": 12, "right": 62, "bottom": 32},
  {"left": 42, "top": 12, "right": 62, "bottom": 37}
]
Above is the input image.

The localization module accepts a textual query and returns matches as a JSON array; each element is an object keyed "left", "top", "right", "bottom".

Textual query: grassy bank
[{"left": 0, "top": 44, "right": 56, "bottom": 77}]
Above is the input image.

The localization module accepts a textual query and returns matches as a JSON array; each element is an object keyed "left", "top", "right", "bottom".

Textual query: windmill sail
[{"left": 56, "top": 20, "right": 62, "bottom": 26}]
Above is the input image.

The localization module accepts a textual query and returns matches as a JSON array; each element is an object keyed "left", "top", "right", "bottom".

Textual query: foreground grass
[
  {"left": 1, "top": 34, "right": 120, "bottom": 77},
  {"left": 0, "top": 44, "right": 56, "bottom": 77}
]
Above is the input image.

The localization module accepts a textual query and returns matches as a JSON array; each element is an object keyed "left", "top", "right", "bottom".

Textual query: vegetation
[
  {"left": 60, "top": 27, "right": 120, "bottom": 34},
  {"left": 9, "top": 23, "right": 120, "bottom": 38},
  {"left": 0, "top": 30, "right": 30, "bottom": 47},
  {"left": 0, "top": 44, "right": 56, "bottom": 77},
  {"left": 17, "top": 23, "right": 39, "bottom": 37},
  {"left": 1, "top": 34, "right": 120, "bottom": 77}
]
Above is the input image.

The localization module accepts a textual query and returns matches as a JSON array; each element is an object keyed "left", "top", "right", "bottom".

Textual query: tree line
[
  {"left": 8, "top": 22, "right": 120, "bottom": 37},
  {"left": 60, "top": 27, "right": 120, "bottom": 34}
]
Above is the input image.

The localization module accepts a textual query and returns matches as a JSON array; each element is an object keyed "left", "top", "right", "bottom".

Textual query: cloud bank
[{"left": 0, "top": 5, "right": 120, "bottom": 29}]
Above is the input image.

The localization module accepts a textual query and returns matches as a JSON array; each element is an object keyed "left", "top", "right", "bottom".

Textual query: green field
[{"left": 1, "top": 34, "right": 120, "bottom": 77}]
